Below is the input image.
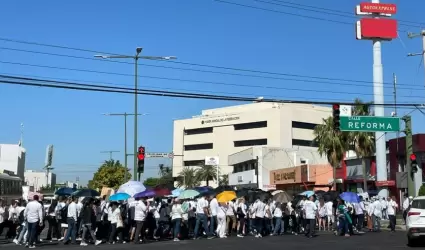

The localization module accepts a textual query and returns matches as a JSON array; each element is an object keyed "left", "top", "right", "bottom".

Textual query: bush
[{"left": 418, "top": 185, "right": 425, "bottom": 196}]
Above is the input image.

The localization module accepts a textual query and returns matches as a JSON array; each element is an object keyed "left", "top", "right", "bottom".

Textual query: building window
[
  {"left": 184, "top": 160, "right": 205, "bottom": 166},
  {"left": 292, "top": 121, "right": 318, "bottom": 130},
  {"left": 292, "top": 139, "right": 318, "bottom": 147},
  {"left": 184, "top": 127, "right": 213, "bottom": 135},
  {"left": 184, "top": 143, "right": 213, "bottom": 151},
  {"left": 234, "top": 121, "right": 267, "bottom": 130},
  {"left": 234, "top": 139, "right": 267, "bottom": 147}
]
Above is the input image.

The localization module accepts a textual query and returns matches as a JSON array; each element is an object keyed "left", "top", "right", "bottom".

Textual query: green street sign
[{"left": 340, "top": 116, "right": 400, "bottom": 132}]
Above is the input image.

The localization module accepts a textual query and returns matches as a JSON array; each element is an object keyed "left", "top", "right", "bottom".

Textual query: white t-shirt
[
  {"left": 253, "top": 201, "right": 266, "bottom": 218},
  {"left": 387, "top": 200, "right": 398, "bottom": 215},
  {"left": 226, "top": 201, "right": 235, "bottom": 216},
  {"left": 209, "top": 198, "right": 219, "bottom": 216},
  {"left": 325, "top": 201, "right": 333, "bottom": 216},
  {"left": 196, "top": 198, "right": 208, "bottom": 214},
  {"left": 303, "top": 200, "right": 317, "bottom": 220}
]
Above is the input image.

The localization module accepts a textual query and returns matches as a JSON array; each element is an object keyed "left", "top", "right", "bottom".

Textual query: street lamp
[
  {"left": 102, "top": 113, "right": 149, "bottom": 181},
  {"left": 95, "top": 49, "right": 176, "bottom": 181}
]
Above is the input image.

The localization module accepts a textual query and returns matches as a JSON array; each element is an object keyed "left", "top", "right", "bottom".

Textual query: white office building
[
  {"left": 0, "top": 144, "right": 26, "bottom": 179},
  {"left": 172, "top": 102, "right": 331, "bottom": 187},
  {"left": 24, "top": 170, "right": 57, "bottom": 192}
]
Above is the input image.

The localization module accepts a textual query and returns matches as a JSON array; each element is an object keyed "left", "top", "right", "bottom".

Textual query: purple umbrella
[{"left": 134, "top": 189, "right": 156, "bottom": 198}]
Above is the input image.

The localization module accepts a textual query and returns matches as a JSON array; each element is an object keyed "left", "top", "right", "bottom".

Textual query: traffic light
[
  {"left": 332, "top": 104, "right": 340, "bottom": 131},
  {"left": 137, "top": 146, "right": 145, "bottom": 174},
  {"left": 410, "top": 153, "right": 418, "bottom": 174}
]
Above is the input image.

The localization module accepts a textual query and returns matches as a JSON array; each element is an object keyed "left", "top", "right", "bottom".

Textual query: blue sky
[{"left": 0, "top": 0, "right": 424, "bottom": 185}]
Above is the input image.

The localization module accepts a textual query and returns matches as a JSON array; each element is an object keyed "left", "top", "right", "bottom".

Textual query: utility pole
[
  {"left": 407, "top": 30, "right": 425, "bottom": 88},
  {"left": 402, "top": 116, "right": 415, "bottom": 197},
  {"left": 101, "top": 150, "right": 120, "bottom": 160},
  {"left": 95, "top": 50, "right": 176, "bottom": 181}
]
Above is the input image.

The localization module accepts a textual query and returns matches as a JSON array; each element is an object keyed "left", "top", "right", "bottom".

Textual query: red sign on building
[
  {"left": 375, "top": 180, "right": 396, "bottom": 187},
  {"left": 357, "top": 18, "right": 397, "bottom": 40},
  {"left": 360, "top": 3, "right": 397, "bottom": 15}
]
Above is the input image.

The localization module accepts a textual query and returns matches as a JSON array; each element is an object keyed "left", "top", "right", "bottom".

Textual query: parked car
[{"left": 406, "top": 196, "right": 425, "bottom": 246}]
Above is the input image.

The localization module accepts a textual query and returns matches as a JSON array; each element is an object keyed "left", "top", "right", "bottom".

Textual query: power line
[
  {"left": 1, "top": 59, "right": 425, "bottom": 99},
  {"left": 0, "top": 74, "right": 422, "bottom": 107},
  {"left": 261, "top": 0, "right": 424, "bottom": 27},
  {"left": 0, "top": 36, "right": 405, "bottom": 86}
]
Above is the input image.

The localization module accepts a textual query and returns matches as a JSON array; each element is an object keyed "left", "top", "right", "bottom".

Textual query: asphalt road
[{"left": 0, "top": 231, "right": 418, "bottom": 249}]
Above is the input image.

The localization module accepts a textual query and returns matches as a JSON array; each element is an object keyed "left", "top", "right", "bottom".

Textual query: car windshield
[{"left": 411, "top": 199, "right": 425, "bottom": 209}]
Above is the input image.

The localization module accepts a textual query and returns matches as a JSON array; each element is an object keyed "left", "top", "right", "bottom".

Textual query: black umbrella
[
  {"left": 214, "top": 185, "right": 233, "bottom": 193},
  {"left": 72, "top": 188, "right": 100, "bottom": 197}
]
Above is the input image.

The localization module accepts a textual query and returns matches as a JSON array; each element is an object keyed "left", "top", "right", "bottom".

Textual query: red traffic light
[
  {"left": 333, "top": 104, "right": 340, "bottom": 110},
  {"left": 138, "top": 146, "right": 145, "bottom": 160},
  {"left": 410, "top": 154, "right": 417, "bottom": 161}
]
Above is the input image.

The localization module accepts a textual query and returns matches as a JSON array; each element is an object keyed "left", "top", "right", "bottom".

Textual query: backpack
[
  {"left": 60, "top": 205, "right": 68, "bottom": 223},
  {"left": 121, "top": 205, "right": 128, "bottom": 221},
  {"left": 18, "top": 210, "right": 25, "bottom": 224}
]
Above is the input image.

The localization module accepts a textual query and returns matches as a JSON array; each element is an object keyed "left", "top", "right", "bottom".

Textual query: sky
[{"left": 0, "top": 0, "right": 425, "bottom": 186}]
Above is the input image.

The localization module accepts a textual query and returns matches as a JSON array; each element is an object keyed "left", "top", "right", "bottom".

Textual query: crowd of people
[{"left": 0, "top": 192, "right": 405, "bottom": 248}]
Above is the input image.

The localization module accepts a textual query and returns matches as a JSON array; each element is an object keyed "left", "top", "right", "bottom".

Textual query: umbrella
[
  {"left": 299, "top": 190, "right": 315, "bottom": 197},
  {"left": 340, "top": 192, "right": 360, "bottom": 203},
  {"left": 117, "top": 181, "right": 146, "bottom": 197},
  {"left": 171, "top": 188, "right": 184, "bottom": 197},
  {"left": 134, "top": 190, "right": 156, "bottom": 199},
  {"left": 55, "top": 187, "right": 76, "bottom": 196},
  {"left": 178, "top": 189, "right": 200, "bottom": 200},
  {"left": 72, "top": 189, "right": 100, "bottom": 197},
  {"left": 28, "top": 192, "right": 43, "bottom": 200},
  {"left": 194, "top": 186, "right": 213, "bottom": 194},
  {"left": 273, "top": 191, "right": 292, "bottom": 203},
  {"left": 271, "top": 190, "right": 284, "bottom": 195},
  {"left": 153, "top": 188, "right": 171, "bottom": 197},
  {"left": 109, "top": 193, "right": 131, "bottom": 201},
  {"left": 214, "top": 185, "right": 233, "bottom": 193},
  {"left": 216, "top": 191, "right": 237, "bottom": 203}
]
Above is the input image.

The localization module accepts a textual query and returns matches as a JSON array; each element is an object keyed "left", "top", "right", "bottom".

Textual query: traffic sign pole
[{"left": 403, "top": 116, "right": 417, "bottom": 197}]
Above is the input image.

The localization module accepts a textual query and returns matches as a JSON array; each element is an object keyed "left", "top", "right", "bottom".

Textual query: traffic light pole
[{"left": 403, "top": 115, "right": 415, "bottom": 197}]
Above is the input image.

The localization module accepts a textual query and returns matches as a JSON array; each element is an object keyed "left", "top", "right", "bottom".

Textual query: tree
[
  {"left": 314, "top": 116, "right": 349, "bottom": 190},
  {"left": 176, "top": 167, "right": 200, "bottom": 188},
  {"left": 144, "top": 177, "right": 160, "bottom": 187},
  {"left": 350, "top": 98, "right": 375, "bottom": 193},
  {"left": 157, "top": 164, "right": 174, "bottom": 189},
  {"left": 419, "top": 185, "right": 425, "bottom": 196},
  {"left": 219, "top": 174, "right": 229, "bottom": 186},
  {"left": 88, "top": 160, "right": 131, "bottom": 190},
  {"left": 196, "top": 165, "right": 217, "bottom": 186}
]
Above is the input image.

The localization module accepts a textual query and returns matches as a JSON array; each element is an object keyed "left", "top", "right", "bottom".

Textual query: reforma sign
[
  {"left": 340, "top": 116, "right": 400, "bottom": 132},
  {"left": 360, "top": 2, "right": 397, "bottom": 15},
  {"left": 201, "top": 116, "right": 239, "bottom": 125}
]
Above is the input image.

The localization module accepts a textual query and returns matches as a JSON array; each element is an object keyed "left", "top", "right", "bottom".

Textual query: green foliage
[
  {"left": 195, "top": 165, "right": 217, "bottom": 186},
  {"left": 144, "top": 177, "right": 160, "bottom": 187},
  {"left": 176, "top": 167, "right": 200, "bottom": 188},
  {"left": 219, "top": 174, "right": 229, "bottom": 186},
  {"left": 88, "top": 159, "right": 131, "bottom": 190},
  {"left": 418, "top": 185, "right": 425, "bottom": 196}
]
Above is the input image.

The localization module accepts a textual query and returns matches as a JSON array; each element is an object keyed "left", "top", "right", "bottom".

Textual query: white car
[{"left": 406, "top": 196, "right": 425, "bottom": 246}]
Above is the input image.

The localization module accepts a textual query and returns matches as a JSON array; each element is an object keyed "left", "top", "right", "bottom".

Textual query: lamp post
[
  {"left": 102, "top": 113, "right": 148, "bottom": 181},
  {"left": 95, "top": 49, "right": 176, "bottom": 181}
]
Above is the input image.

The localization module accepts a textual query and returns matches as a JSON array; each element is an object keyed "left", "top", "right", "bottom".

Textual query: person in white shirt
[
  {"left": 380, "top": 197, "right": 388, "bottom": 220},
  {"left": 108, "top": 202, "right": 122, "bottom": 244},
  {"left": 353, "top": 197, "right": 365, "bottom": 232},
  {"left": 302, "top": 196, "right": 317, "bottom": 238},
  {"left": 209, "top": 196, "right": 219, "bottom": 236},
  {"left": 64, "top": 196, "right": 78, "bottom": 244},
  {"left": 317, "top": 199, "right": 327, "bottom": 231},
  {"left": 171, "top": 199, "right": 183, "bottom": 241},
  {"left": 252, "top": 199, "right": 266, "bottom": 238},
  {"left": 24, "top": 195, "right": 43, "bottom": 248},
  {"left": 236, "top": 198, "right": 247, "bottom": 237},
  {"left": 225, "top": 200, "right": 236, "bottom": 235},
  {"left": 216, "top": 202, "right": 227, "bottom": 238},
  {"left": 133, "top": 198, "right": 148, "bottom": 243},
  {"left": 194, "top": 195, "right": 213, "bottom": 239},
  {"left": 372, "top": 197, "right": 382, "bottom": 232},
  {"left": 272, "top": 202, "right": 283, "bottom": 236},
  {"left": 387, "top": 196, "right": 398, "bottom": 232},
  {"left": 324, "top": 200, "right": 334, "bottom": 231},
  {"left": 402, "top": 194, "right": 411, "bottom": 224}
]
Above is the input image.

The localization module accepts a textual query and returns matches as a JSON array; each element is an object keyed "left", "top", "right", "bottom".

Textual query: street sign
[
  {"left": 340, "top": 116, "right": 400, "bottom": 132},
  {"left": 205, "top": 156, "right": 219, "bottom": 166},
  {"left": 359, "top": 2, "right": 397, "bottom": 15},
  {"left": 146, "top": 152, "right": 174, "bottom": 158},
  {"left": 340, "top": 105, "right": 352, "bottom": 117}
]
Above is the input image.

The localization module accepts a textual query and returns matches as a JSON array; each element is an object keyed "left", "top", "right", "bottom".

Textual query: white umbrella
[
  {"left": 271, "top": 190, "right": 284, "bottom": 195},
  {"left": 117, "top": 181, "right": 146, "bottom": 197}
]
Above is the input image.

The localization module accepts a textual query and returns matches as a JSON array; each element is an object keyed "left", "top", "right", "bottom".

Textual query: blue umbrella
[
  {"left": 109, "top": 193, "right": 131, "bottom": 201},
  {"left": 340, "top": 192, "right": 360, "bottom": 203},
  {"left": 55, "top": 187, "right": 76, "bottom": 196},
  {"left": 300, "top": 190, "right": 315, "bottom": 197},
  {"left": 194, "top": 186, "right": 213, "bottom": 194},
  {"left": 171, "top": 188, "right": 183, "bottom": 197},
  {"left": 134, "top": 189, "right": 156, "bottom": 199}
]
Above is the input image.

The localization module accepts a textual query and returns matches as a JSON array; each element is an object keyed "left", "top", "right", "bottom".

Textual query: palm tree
[
  {"left": 350, "top": 98, "right": 375, "bottom": 193},
  {"left": 313, "top": 116, "right": 349, "bottom": 190},
  {"left": 219, "top": 174, "right": 229, "bottom": 186},
  {"left": 176, "top": 167, "right": 200, "bottom": 188},
  {"left": 196, "top": 165, "right": 217, "bottom": 186},
  {"left": 157, "top": 164, "right": 174, "bottom": 189}
]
